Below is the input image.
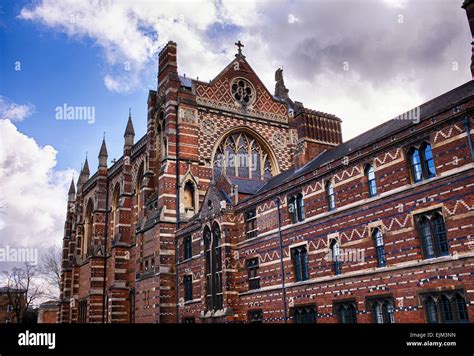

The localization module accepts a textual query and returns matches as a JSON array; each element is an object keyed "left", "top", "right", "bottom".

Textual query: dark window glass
[
  {"left": 371, "top": 299, "right": 395, "bottom": 324},
  {"left": 433, "top": 213, "right": 449, "bottom": 256},
  {"left": 372, "top": 228, "right": 386, "bottom": 267},
  {"left": 365, "top": 165, "right": 377, "bottom": 197},
  {"left": 184, "top": 275, "right": 193, "bottom": 302},
  {"left": 423, "top": 292, "right": 469, "bottom": 323},
  {"left": 416, "top": 211, "right": 449, "bottom": 259},
  {"left": 247, "top": 258, "right": 260, "bottom": 290},
  {"left": 184, "top": 235, "right": 192, "bottom": 260},
  {"left": 296, "top": 193, "right": 305, "bottom": 222},
  {"left": 245, "top": 209, "right": 258, "bottom": 239},
  {"left": 292, "top": 246, "right": 309, "bottom": 282},
  {"left": 248, "top": 310, "right": 263, "bottom": 323},
  {"left": 337, "top": 303, "right": 357, "bottom": 324},
  {"left": 293, "top": 305, "right": 317, "bottom": 324},
  {"left": 439, "top": 295, "right": 453, "bottom": 323}
]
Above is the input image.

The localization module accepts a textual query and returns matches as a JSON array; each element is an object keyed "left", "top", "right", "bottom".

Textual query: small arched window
[
  {"left": 372, "top": 228, "right": 386, "bottom": 267},
  {"left": 371, "top": 299, "right": 395, "bottom": 324},
  {"left": 365, "top": 164, "right": 377, "bottom": 197},
  {"left": 326, "top": 180, "right": 336, "bottom": 211},
  {"left": 408, "top": 142, "right": 436, "bottom": 183},
  {"left": 288, "top": 193, "right": 305, "bottom": 224},
  {"left": 409, "top": 148, "right": 423, "bottom": 183},
  {"left": 421, "top": 143, "right": 436, "bottom": 178}
]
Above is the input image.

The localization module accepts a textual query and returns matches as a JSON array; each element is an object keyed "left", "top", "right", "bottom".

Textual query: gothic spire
[
  {"left": 82, "top": 155, "right": 90, "bottom": 176},
  {"left": 68, "top": 177, "right": 76, "bottom": 195},
  {"left": 124, "top": 108, "right": 135, "bottom": 137},
  {"left": 98, "top": 136, "right": 108, "bottom": 168}
]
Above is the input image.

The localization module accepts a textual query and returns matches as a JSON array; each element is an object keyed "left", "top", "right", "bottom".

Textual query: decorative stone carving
[
  {"left": 272, "top": 132, "right": 287, "bottom": 148},
  {"left": 201, "top": 118, "right": 216, "bottom": 136},
  {"left": 179, "top": 107, "right": 198, "bottom": 124}
]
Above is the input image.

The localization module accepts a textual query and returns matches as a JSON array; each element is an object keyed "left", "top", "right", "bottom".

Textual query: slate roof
[
  {"left": 227, "top": 176, "right": 267, "bottom": 195},
  {"left": 257, "top": 80, "right": 474, "bottom": 195}
]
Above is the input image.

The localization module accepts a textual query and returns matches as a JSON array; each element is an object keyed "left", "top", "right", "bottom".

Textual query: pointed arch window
[
  {"left": 135, "top": 163, "right": 144, "bottom": 218},
  {"left": 415, "top": 210, "right": 449, "bottom": 259},
  {"left": 422, "top": 292, "right": 469, "bottom": 323},
  {"left": 336, "top": 302, "right": 357, "bottom": 324},
  {"left": 408, "top": 142, "right": 436, "bottom": 183},
  {"left": 288, "top": 193, "right": 305, "bottom": 224},
  {"left": 369, "top": 298, "right": 395, "bottom": 324},
  {"left": 83, "top": 200, "right": 94, "bottom": 259},
  {"left": 213, "top": 131, "right": 275, "bottom": 180},
  {"left": 365, "top": 164, "right": 377, "bottom": 197},
  {"left": 204, "top": 223, "right": 223, "bottom": 311}
]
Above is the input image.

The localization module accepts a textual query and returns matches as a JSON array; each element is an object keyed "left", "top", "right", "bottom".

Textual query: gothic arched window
[
  {"left": 422, "top": 292, "right": 469, "bottom": 323},
  {"left": 415, "top": 210, "right": 449, "bottom": 259},
  {"left": 135, "top": 163, "right": 144, "bottom": 217},
  {"left": 213, "top": 131, "right": 275, "bottom": 180},
  {"left": 204, "top": 223, "right": 223, "bottom": 311},
  {"left": 83, "top": 199, "right": 94, "bottom": 259},
  {"left": 365, "top": 164, "right": 377, "bottom": 197},
  {"left": 408, "top": 142, "right": 436, "bottom": 183}
]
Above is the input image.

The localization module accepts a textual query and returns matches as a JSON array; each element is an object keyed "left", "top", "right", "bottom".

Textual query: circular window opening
[{"left": 231, "top": 78, "right": 255, "bottom": 106}]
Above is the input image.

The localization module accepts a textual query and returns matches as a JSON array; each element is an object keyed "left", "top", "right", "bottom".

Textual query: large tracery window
[{"left": 213, "top": 131, "right": 275, "bottom": 180}]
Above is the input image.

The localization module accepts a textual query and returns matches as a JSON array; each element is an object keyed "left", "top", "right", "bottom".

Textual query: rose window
[{"left": 231, "top": 78, "right": 255, "bottom": 106}]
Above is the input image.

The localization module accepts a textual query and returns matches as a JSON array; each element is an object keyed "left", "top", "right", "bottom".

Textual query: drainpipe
[
  {"left": 275, "top": 197, "right": 288, "bottom": 323},
  {"left": 465, "top": 116, "right": 474, "bottom": 161},
  {"left": 102, "top": 178, "right": 109, "bottom": 323},
  {"left": 175, "top": 103, "right": 180, "bottom": 323}
]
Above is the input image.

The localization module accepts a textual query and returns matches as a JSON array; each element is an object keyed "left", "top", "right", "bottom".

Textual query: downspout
[
  {"left": 102, "top": 177, "right": 109, "bottom": 323},
  {"left": 465, "top": 116, "right": 474, "bottom": 161},
  {"left": 175, "top": 103, "right": 180, "bottom": 323},
  {"left": 275, "top": 197, "right": 288, "bottom": 323}
]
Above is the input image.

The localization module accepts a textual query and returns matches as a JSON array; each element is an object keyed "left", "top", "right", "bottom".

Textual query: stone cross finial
[{"left": 235, "top": 40, "right": 244, "bottom": 56}]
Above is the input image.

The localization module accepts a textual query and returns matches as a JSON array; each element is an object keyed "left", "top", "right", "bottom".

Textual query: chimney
[
  {"left": 293, "top": 107, "right": 343, "bottom": 167},
  {"left": 158, "top": 41, "right": 178, "bottom": 86},
  {"left": 463, "top": 0, "right": 474, "bottom": 78}
]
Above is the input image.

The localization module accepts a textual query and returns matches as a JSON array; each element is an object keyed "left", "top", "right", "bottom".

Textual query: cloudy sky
[{"left": 0, "top": 0, "right": 472, "bottom": 257}]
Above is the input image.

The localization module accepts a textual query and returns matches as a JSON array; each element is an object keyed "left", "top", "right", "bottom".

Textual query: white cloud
[
  {"left": 0, "top": 119, "right": 77, "bottom": 254},
  {"left": 0, "top": 96, "right": 35, "bottom": 122},
  {"left": 17, "top": 0, "right": 471, "bottom": 138}
]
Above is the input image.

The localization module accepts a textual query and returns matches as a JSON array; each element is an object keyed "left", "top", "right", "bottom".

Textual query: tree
[
  {"left": 39, "top": 245, "right": 62, "bottom": 300},
  {"left": 2, "top": 263, "right": 43, "bottom": 323}
]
